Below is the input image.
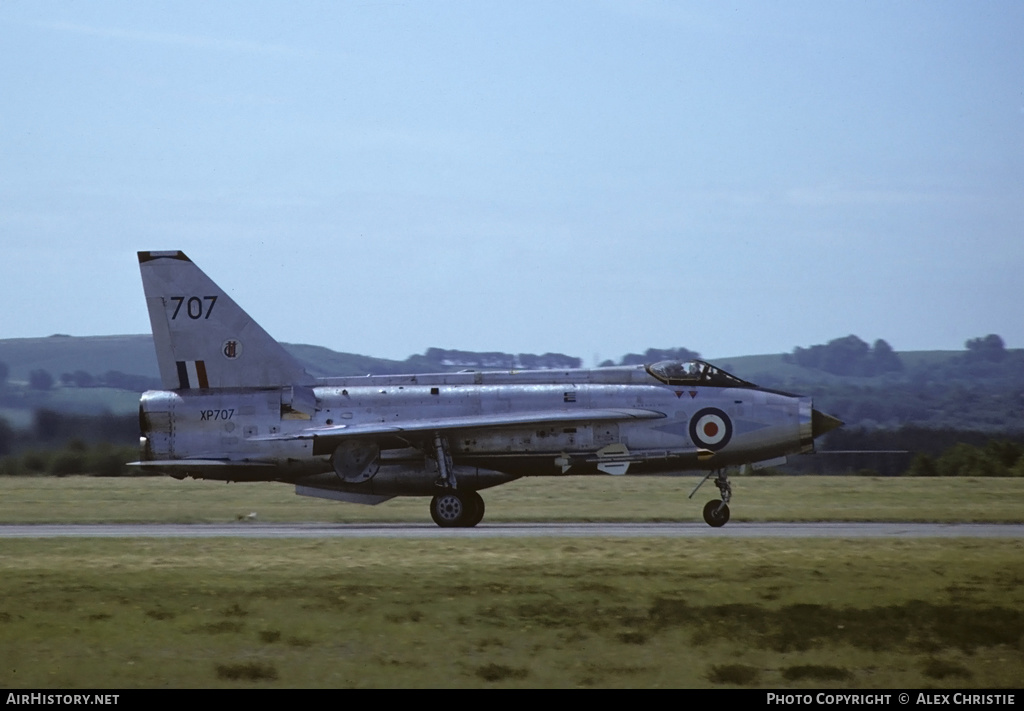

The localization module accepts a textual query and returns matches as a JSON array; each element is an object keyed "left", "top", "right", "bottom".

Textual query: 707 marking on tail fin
[{"left": 169, "top": 295, "right": 218, "bottom": 320}]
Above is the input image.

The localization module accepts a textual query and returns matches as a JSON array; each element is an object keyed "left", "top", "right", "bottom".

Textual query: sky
[{"left": 1, "top": 1, "right": 1022, "bottom": 365}]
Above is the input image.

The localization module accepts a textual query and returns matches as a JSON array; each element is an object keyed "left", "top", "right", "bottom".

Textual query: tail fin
[{"left": 138, "top": 251, "right": 312, "bottom": 389}]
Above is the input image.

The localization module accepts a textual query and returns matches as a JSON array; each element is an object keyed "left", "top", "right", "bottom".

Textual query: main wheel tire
[
  {"left": 702, "top": 499, "right": 730, "bottom": 527},
  {"left": 463, "top": 490, "right": 485, "bottom": 527},
  {"left": 430, "top": 492, "right": 468, "bottom": 528}
]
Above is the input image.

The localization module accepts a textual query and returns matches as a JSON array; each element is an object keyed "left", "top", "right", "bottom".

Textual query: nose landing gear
[{"left": 690, "top": 469, "right": 732, "bottom": 527}]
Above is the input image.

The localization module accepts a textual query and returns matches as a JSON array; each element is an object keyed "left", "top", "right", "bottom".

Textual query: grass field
[
  {"left": 1, "top": 476, "right": 1021, "bottom": 688},
  {"left": 0, "top": 474, "right": 1021, "bottom": 524},
  {"left": 1, "top": 538, "right": 1021, "bottom": 688}
]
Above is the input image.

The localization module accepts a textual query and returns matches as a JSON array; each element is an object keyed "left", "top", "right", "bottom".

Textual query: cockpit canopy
[{"left": 646, "top": 360, "right": 756, "bottom": 388}]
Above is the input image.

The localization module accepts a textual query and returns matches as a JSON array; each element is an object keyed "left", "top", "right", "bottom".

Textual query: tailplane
[{"left": 138, "top": 251, "right": 312, "bottom": 389}]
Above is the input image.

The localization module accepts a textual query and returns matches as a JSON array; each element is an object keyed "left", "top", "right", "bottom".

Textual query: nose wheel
[
  {"left": 702, "top": 499, "right": 730, "bottom": 527},
  {"left": 690, "top": 469, "right": 733, "bottom": 527}
]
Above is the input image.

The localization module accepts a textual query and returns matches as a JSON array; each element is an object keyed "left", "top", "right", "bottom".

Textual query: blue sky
[{"left": 2, "top": 1, "right": 1021, "bottom": 364}]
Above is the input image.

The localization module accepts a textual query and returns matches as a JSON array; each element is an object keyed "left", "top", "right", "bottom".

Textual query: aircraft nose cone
[{"left": 812, "top": 409, "right": 843, "bottom": 438}]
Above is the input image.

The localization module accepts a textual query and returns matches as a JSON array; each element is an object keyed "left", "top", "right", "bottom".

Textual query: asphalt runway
[{"left": 1, "top": 522, "right": 1022, "bottom": 538}]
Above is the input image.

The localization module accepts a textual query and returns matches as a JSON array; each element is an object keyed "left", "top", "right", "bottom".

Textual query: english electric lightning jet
[{"left": 131, "top": 251, "right": 842, "bottom": 527}]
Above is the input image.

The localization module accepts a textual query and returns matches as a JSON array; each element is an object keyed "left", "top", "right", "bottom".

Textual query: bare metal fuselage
[{"left": 139, "top": 364, "right": 814, "bottom": 498}]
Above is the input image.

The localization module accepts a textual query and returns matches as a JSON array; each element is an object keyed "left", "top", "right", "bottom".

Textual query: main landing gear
[
  {"left": 429, "top": 489, "right": 485, "bottom": 528},
  {"left": 689, "top": 469, "right": 732, "bottom": 528},
  {"left": 428, "top": 432, "right": 485, "bottom": 528}
]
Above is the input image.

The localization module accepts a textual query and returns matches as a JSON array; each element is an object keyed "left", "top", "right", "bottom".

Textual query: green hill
[
  {"left": 0, "top": 335, "right": 159, "bottom": 382},
  {"left": 1, "top": 334, "right": 1022, "bottom": 434},
  {"left": 0, "top": 335, "right": 414, "bottom": 384}
]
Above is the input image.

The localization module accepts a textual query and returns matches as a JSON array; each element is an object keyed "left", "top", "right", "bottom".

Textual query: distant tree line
[
  {"left": 0, "top": 409, "right": 135, "bottom": 455},
  {"left": 0, "top": 409, "right": 139, "bottom": 476},
  {"left": 774, "top": 425, "right": 1024, "bottom": 477},
  {"left": 907, "top": 440, "right": 1024, "bottom": 477},
  {"left": 0, "top": 439, "right": 139, "bottom": 477},
  {"left": 29, "top": 409, "right": 137, "bottom": 444},
  {"left": 783, "top": 335, "right": 903, "bottom": 376},
  {"left": 750, "top": 333, "right": 1023, "bottom": 432},
  {"left": 29, "top": 369, "right": 54, "bottom": 390},
  {"left": 964, "top": 334, "right": 1007, "bottom": 363},
  {"left": 49, "top": 369, "right": 160, "bottom": 391},
  {"left": 0, "top": 362, "right": 161, "bottom": 392}
]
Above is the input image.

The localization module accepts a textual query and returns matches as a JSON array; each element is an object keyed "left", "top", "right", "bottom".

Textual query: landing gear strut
[
  {"left": 689, "top": 468, "right": 732, "bottom": 527},
  {"left": 427, "top": 433, "right": 485, "bottom": 528},
  {"left": 432, "top": 432, "right": 456, "bottom": 489}
]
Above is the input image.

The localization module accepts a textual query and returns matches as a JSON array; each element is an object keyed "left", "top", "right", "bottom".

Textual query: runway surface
[{"left": 1, "top": 522, "right": 1022, "bottom": 538}]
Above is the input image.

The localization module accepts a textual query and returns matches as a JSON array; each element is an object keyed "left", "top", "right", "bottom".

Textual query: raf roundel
[{"left": 689, "top": 407, "right": 733, "bottom": 450}]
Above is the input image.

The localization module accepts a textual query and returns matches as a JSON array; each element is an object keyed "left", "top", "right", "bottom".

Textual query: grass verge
[
  {"left": 0, "top": 475, "right": 1022, "bottom": 524},
  {"left": 0, "top": 537, "right": 1020, "bottom": 688}
]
